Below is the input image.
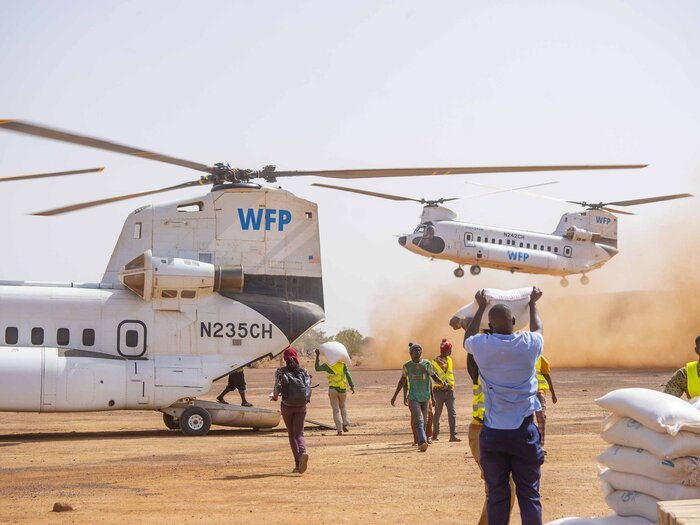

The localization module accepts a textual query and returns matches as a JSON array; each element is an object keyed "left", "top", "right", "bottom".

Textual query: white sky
[{"left": 1, "top": 1, "right": 698, "bottom": 334}]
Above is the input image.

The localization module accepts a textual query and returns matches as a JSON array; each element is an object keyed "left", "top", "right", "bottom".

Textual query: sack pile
[{"left": 595, "top": 388, "right": 700, "bottom": 523}]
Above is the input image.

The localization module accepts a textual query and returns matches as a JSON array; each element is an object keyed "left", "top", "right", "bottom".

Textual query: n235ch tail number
[{"left": 200, "top": 322, "right": 273, "bottom": 339}]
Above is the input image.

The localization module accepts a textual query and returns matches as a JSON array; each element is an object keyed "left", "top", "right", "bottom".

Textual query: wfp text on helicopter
[{"left": 0, "top": 119, "right": 662, "bottom": 432}]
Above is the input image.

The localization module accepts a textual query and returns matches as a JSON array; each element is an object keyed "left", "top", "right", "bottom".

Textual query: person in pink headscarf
[{"left": 272, "top": 347, "right": 312, "bottom": 473}]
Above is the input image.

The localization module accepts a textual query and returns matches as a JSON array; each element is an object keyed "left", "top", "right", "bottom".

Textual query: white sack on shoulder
[
  {"left": 596, "top": 388, "right": 700, "bottom": 435},
  {"left": 601, "top": 417, "right": 700, "bottom": 459},
  {"left": 597, "top": 445, "right": 700, "bottom": 486},
  {"left": 450, "top": 288, "right": 532, "bottom": 331},
  {"left": 318, "top": 341, "right": 352, "bottom": 367},
  {"left": 599, "top": 468, "right": 700, "bottom": 501},
  {"left": 604, "top": 491, "right": 658, "bottom": 523},
  {"left": 546, "top": 516, "right": 654, "bottom": 525}
]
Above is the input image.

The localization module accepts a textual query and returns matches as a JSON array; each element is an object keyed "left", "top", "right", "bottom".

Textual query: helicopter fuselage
[
  {"left": 398, "top": 206, "right": 619, "bottom": 278},
  {"left": 0, "top": 185, "right": 325, "bottom": 415}
]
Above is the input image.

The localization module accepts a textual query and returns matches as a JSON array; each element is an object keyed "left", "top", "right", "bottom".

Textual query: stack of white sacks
[{"left": 595, "top": 388, "right": 700, "bottom": 523}]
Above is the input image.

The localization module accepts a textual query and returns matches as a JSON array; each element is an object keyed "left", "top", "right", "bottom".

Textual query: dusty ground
[{"left": 0, "top": 367, "right": 673, "bottom": 524}]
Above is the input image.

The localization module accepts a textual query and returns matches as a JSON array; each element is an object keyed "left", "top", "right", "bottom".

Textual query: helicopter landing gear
[
  {"left": 454, "top": 266, "right": 465, "bottom": 278},
  {"left": 580, "top": 274, "right": 590, "bottom": 285},
  {"left": 560, "top": 277, "right": 569, "bottom": 288},
  {"left": 470, "top": 265, "right": 481, "bottom": 276}
]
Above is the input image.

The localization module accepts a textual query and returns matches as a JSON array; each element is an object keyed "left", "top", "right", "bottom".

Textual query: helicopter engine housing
[{"left": 564, "top": 226, "right": 599, "bottom": 242}]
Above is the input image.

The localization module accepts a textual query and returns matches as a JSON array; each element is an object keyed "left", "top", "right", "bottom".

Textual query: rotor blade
[
  {"left": 465, "top": 181, "right": 566, "bottom": 202},
  {"left": 311, "top": 183, "right": 424, "bottom": 202},
  {"left": 601, "top": 207, "right": 636, "bottom": 216},
  {"left": 605, "top": 193, "right": 693, "bottom": 207},
  {"left": 0, "top": 120, "right": 211, "bottom": 173},
  {"left": 275, "top": 164, "right": 647, "bottom": 179},
  {"left": 464, "top": 180, "right": 560, "bottom": 199},
  {"left": 0, "top": 167, "right": 105, "bottom": 182},
  {"left": 32, "top": 180, "right": 206, "bottom": 216}
]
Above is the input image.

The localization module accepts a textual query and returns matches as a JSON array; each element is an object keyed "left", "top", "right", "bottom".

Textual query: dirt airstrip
[{"left": 0, "top": 367, "right": 673, "bottom": 524}]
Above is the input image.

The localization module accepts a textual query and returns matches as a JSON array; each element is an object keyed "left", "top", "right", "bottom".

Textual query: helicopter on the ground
[
  {"left": 312, "top": 182, "right": 692, "bottom": 286},
  {"left": 0, "top": 119, "right": 649, "bottom": 433}
]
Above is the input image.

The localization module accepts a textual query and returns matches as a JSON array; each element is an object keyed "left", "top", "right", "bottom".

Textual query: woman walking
[{"left": 272, "top": 347, "right": 311, "bottom": 473}]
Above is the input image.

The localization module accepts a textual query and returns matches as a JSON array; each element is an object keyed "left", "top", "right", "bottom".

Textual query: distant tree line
[{"left": 295, "top": 328, "right": 371, "bottom": 359}]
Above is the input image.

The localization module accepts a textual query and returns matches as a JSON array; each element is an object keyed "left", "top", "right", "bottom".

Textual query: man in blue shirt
[{"left": 463, "top": 287, "right": 545, "bottom": 525}]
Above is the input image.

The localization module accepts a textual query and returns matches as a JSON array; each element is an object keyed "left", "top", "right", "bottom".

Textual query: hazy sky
[{"left": 1, "top": 1, "right": 698, "bottom": 334}]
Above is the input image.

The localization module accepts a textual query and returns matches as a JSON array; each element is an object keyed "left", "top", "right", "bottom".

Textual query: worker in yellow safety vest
[
  {"left": 431, "top": 339, "right": 460, "bottom": 442},
  {"left": 535, "top": 355, "right": 557, "bottom": 448},
  {"left": 315, "top": 348, "right": 355, "bottom": 435},
  {"left": 664, "top": 335, "right": 700, "bottom": 399},
  {"left": 467, "top": 352, "right": 515, "bottom": 525}
]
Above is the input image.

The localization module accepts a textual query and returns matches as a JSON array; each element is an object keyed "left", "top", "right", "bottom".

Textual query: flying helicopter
[
  {"left": 312, "top": 181, "right": 693, "bottom": 286},
  {"left": 0, "top": 119, "right": 649, "bottom": 434}
]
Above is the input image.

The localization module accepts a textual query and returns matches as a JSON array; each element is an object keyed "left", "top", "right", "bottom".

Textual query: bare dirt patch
[{"left": 0, "top": 367, "right": 674, "bottom": 524}]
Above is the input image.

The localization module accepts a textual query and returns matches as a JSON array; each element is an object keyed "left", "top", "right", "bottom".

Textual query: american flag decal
[{"left": 308, "top": 255, "right": 320, "bottom": 263}]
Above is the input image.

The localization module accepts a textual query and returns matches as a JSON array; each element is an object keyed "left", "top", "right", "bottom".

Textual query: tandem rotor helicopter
[
  {"left": 0, "top": 120, "right": 654, "bottom": 434},
  {"left": 313, "top": 181, "right": 693, "bottom": 286}
]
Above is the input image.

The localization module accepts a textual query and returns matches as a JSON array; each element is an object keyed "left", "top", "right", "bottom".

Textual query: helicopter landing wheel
[
  {"left": 453, "top": 267, "right": 465, "bottom": 278},
  {"left": 162, "top": 413, "right": 180, "bottom": 431},
  {"left": 580, "top": 274, "right": 590, "bottom": 285},
  {"left": 470, "top": 265, "right": 481, "bottom": 276},
  {"left": 560, "top": 277, "right": 569, "bottom": 288}
]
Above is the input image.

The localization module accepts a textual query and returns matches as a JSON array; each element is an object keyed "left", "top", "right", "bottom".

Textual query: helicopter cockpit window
[
  {"left": 5, "top": 327, "right": 18, "bottom": 345},
  {"left": 414, "top": 225, "right": 426, "bottom": 234},
  {"left": 181, "top": 290, "right": 196, "bottom": 299},
  {"left": 161, "top": 290, "right": 178, "bottom": 298},
  {"left": 31, "top": 327, "right": 44, "bottom": 345}
]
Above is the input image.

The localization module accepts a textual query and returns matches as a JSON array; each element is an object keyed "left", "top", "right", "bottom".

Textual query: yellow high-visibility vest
[
  {"left": 536, "top": 357, "right": 549, "bottom": 392},
  {"left": 432, "top": 356, "right": 455, "bottom": 389},
  {"left": 686, "top": 361, "right": 700, "bottom": 398},
  {"left": 326, "top": 362, "right": 348, "bottom": 390},
  {"left": 472, "top": 377, "right": 485, "bottom": 423}
]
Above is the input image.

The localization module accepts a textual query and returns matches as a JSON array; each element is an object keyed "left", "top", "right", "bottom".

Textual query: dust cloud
[{"left": 367, "top": 212, "right": 700, "bottom": 369}]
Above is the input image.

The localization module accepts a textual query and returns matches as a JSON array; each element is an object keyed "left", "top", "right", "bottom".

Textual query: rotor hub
[{"left": 206, "top": 163, "right": 277, "bottom": 184}]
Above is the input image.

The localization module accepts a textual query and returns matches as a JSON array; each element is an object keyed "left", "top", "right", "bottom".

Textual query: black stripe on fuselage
[{"left": 218, "top": 274, "right": 325, "bottom": 343}]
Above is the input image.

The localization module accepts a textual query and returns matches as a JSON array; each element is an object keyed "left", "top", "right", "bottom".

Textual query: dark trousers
[
  {"left": 433, "top": 388, "right": 457, "bottom": 439},
  {"left": 281, "top": 403, "right": 307, "bottom": 468},
  {"left": 480, "top": 415, "right": 544, "bottom": 525}
]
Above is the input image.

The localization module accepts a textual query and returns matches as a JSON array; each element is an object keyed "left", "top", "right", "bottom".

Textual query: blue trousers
[
  {"left": 480, "top": 415, "right": 544, "bottom": 525},
  {"left": 408, "top": 399, "right": 429, "bottom": 445}
]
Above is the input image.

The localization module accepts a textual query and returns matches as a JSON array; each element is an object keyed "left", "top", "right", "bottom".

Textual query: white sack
[
  {"left": 318, "top": 341, "right": 351, "bottom": 367},
  {"left": 599, "top": 468, "right": 700, "bottom": 501},
  {"left": 596, "top": 388, "right": 700, "bottom": 435},
  {"left": 602, "top": 417, "right": 700, "bottom": 459},
  {"left": 604, "top": 491, "right": 658, "bottom": 523},
  {"left": 450, "top": 287, "right": 533, "bottom": 330},
  {"left": 546, "top": 517, "right": 654, "bottom": 525},
  {"left": 597, "top": 445, "right": 700, "bottom": 486}
]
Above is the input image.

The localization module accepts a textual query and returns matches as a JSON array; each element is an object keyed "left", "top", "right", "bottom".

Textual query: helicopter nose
[{"left": 398, "top": 236, "right": 407, "bottom": 246}]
